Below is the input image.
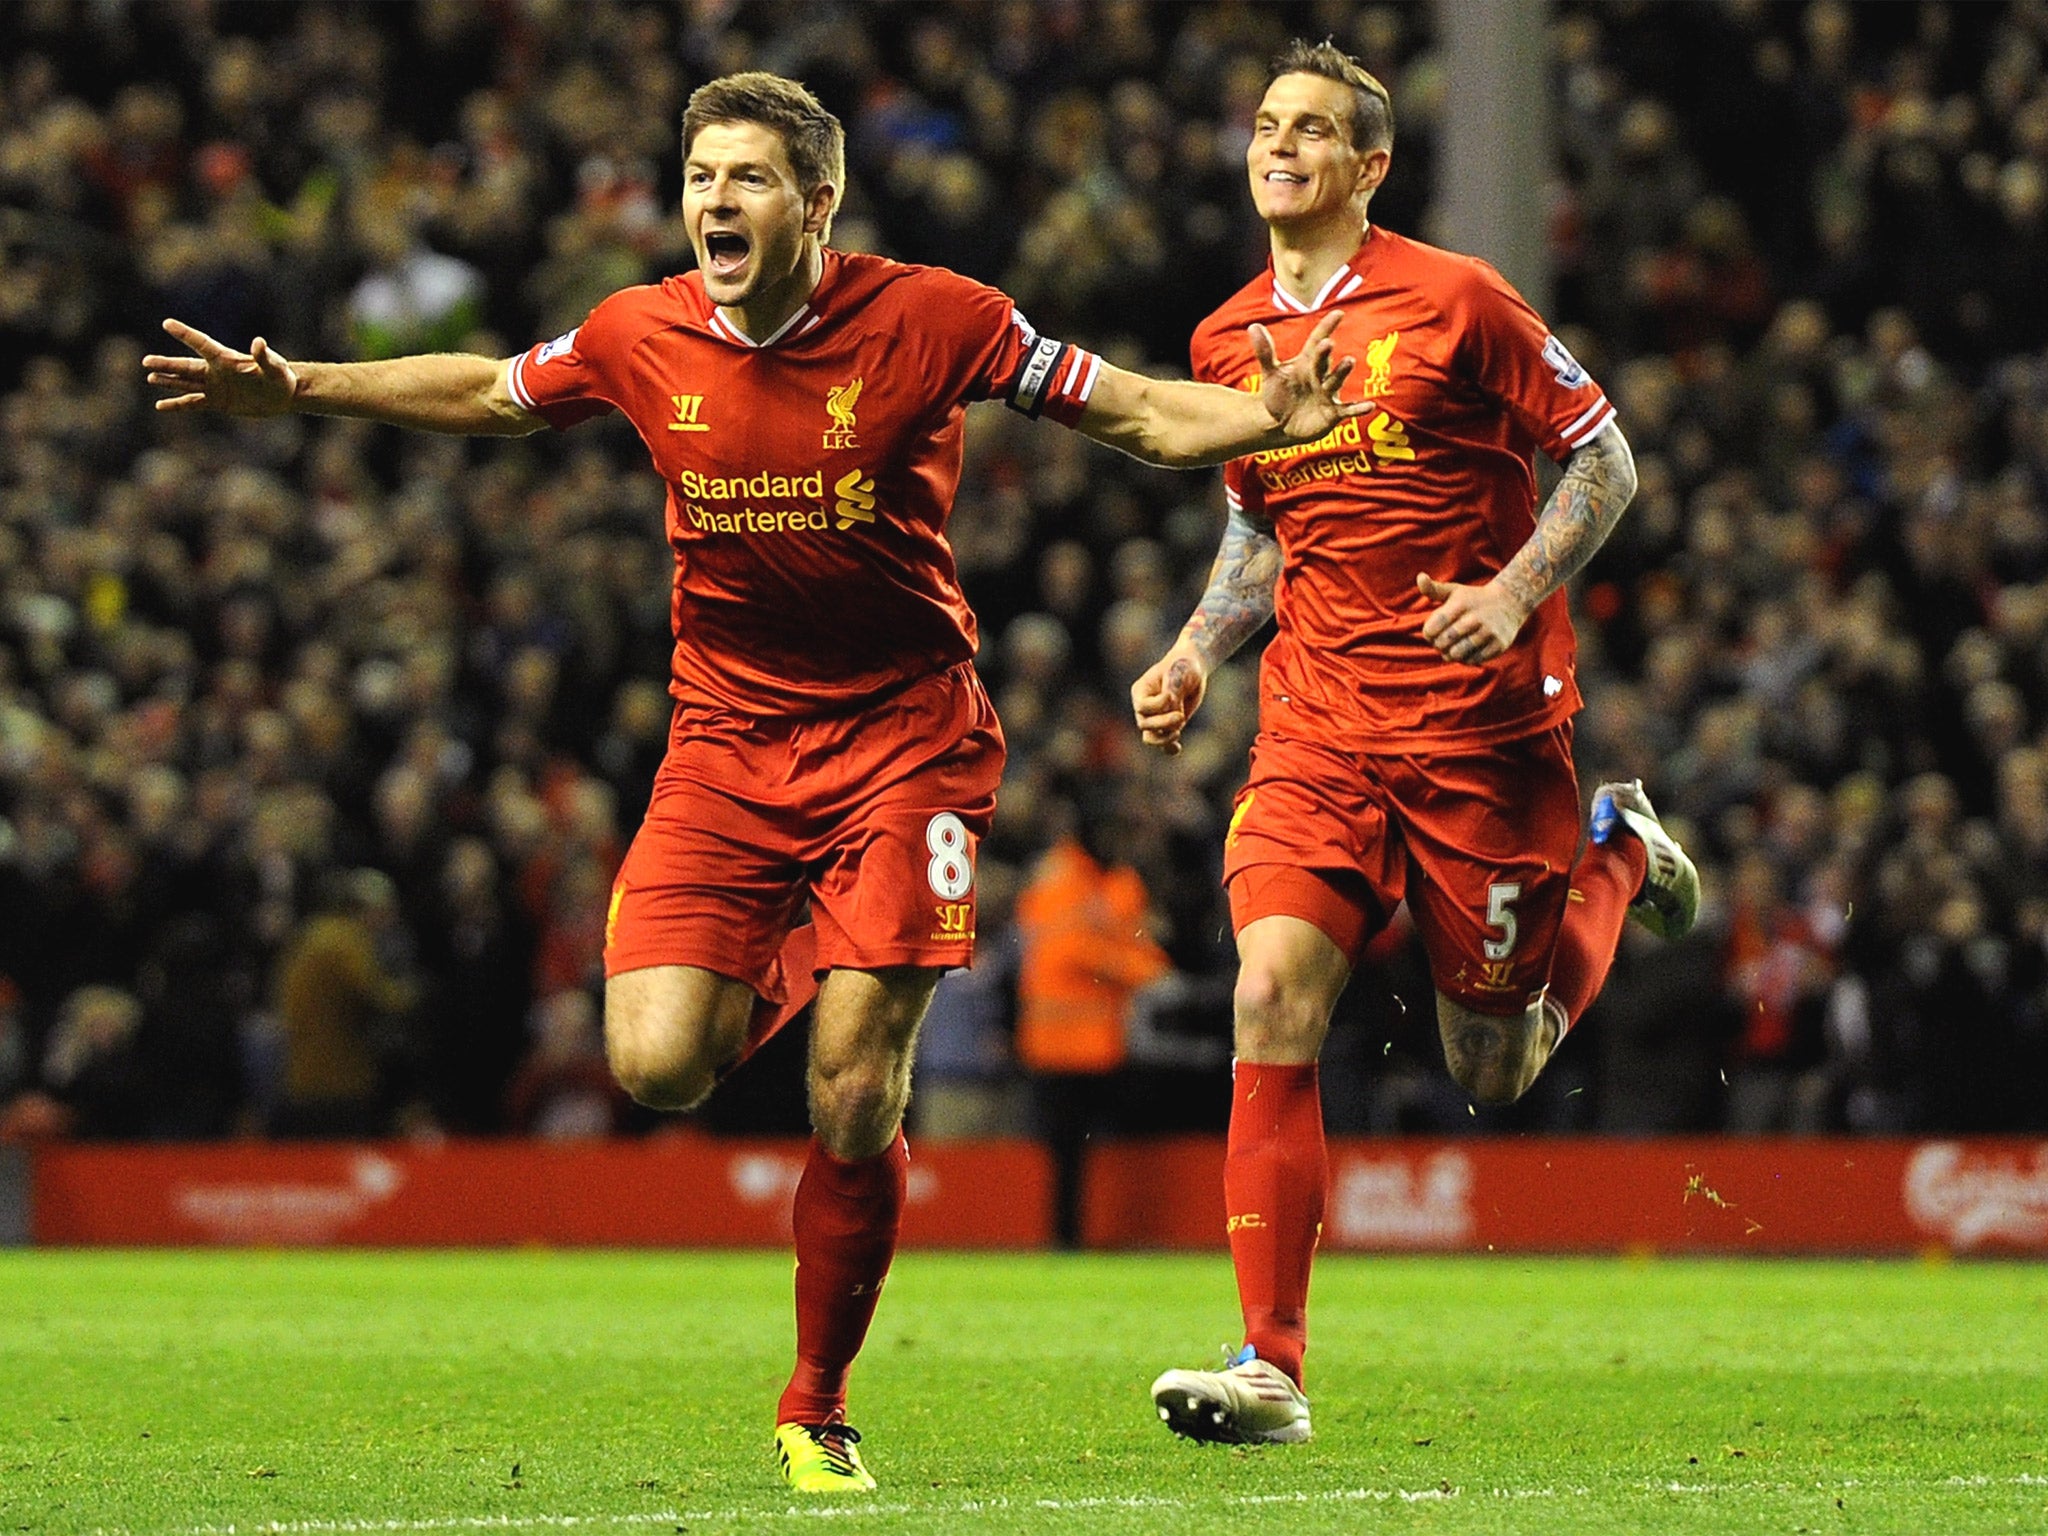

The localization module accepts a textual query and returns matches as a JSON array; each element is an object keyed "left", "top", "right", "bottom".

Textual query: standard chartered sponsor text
[
  {"left": 1251, "top": 412, "right": 1367, "bottom": 465},
  {"left": 684, "top": 502, "right": 834, "bottom": 534},
  {"left": 1250, "top": 411, "right": 1417, "bottom": 492},
  {"left": 677, "top": 468, "right": 825, "bottom": 501},
  {"left": 1262, "top": 448, "right": 1378, "bottom": 492},
  {"left": 677, "top": 466, "right": 833, "bottom": 536},
  {"left": 674, "top": 467, "right": 880, "bottom": 535}
]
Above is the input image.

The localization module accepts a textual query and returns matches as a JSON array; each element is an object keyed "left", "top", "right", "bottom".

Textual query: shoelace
[{"left": 803, "top": 1423, "right": 863, "bottom": 1474}]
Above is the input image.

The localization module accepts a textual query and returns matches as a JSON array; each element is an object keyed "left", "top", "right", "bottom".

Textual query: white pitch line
[{"left": 94, "top": 1474, "right": 2048, "bottom": 1536}]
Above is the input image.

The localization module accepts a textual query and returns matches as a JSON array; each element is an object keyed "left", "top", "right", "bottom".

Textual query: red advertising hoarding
[
  {"left": 28, "top": 1136, "right": 1051, "bottom": 1248},
  {"left": 24, "top": 1136, "right": 2048, "bottom": 1254},
  {"left": 1084, "top": 1137, "right": 2048, "bottom": 1255}
]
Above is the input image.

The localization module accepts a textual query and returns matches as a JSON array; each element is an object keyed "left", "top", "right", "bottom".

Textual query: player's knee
[
  {"left": 808, "top": 1055, "right": 905, "bottom": 1160},
  {"left": 806, "top": 968, "right": 933, "bottom": 1156},
  {"left": 603, "top": 1005, "right": 718, "bottom": 1112},
  {"left": 603, "top": 970, "right": 755, "bottom": 1111},
  {"left": 1232, "top": 962, "right": 1329, "bottom": 1062},
  {"left": 1438, "top": 1002, "right": 1546, "bottom": 1105},
  {"left": 605, "top": 1029, "right": 713, "bottom": 1111}
]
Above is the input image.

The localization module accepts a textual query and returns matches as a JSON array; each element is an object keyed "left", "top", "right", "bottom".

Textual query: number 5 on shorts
[
  {"left": 926, "top": 812, "right": 973, "bottom": 900},
  {"left": 1483, "top": 881, "right": 1521, "bottom": 961}
]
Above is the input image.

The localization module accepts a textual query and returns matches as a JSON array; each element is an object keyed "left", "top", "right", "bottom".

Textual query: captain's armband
[{"left": 1004, "top": 318, "right": 1100, "bottom": 427}]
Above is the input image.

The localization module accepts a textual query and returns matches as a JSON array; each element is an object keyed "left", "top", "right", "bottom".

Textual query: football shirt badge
[
  {"left": 1542, "top": 334, "right": 1591, "bottom": 388},
  {"left": 823, "top": 377, "right": 863, "bottom": 448},
  {"left": 1360, "top": 331, "right": 1401, "bottom": 397}
]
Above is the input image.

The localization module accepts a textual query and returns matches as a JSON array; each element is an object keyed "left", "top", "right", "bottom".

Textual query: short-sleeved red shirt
[
  {"left": 1191, "top": 226, "right": 1618, "bottom": 751},
  {"left": 510, "top": 250, "right": 1099, "bottom": 719}
]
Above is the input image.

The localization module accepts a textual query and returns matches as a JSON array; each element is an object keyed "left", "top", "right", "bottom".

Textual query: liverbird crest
[{"left": 826, "top": 377, "right": 863, "bottom": 430}]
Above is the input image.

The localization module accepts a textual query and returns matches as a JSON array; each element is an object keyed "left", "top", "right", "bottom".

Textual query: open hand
[
  {"left": 1131, "top": 646, "right": 1209, "bottom": 755},
  {"left": 1417, "top": 572, "right": 1529, "bottom": 665},
  {"left": 1253, "top": 312, "right": 1371, "bottom": 442},
  {"left": 143, "top": 319, "right": 300, "bottom": 417}
]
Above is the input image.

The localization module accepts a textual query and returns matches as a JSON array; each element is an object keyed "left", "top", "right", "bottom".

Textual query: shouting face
[{"left": 682, "top": 120, "right": 831, "bottom": 311}]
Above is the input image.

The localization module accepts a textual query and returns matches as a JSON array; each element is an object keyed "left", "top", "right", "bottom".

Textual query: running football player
[
  {"left": 147, "top": 70, "right": 1369, "bottom": 1493},
  {"left": 1132, "top": 40, "right": 1698, "bottom": 1445}
]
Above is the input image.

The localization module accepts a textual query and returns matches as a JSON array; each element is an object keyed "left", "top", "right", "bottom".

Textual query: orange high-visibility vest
[{"left": 1014, "top": 838, "right": 1169, "bottom": 1075}]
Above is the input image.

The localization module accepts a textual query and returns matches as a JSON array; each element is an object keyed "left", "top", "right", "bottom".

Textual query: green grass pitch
[{"left": 2, "top": 1251, "right": 2043, "bottom": 1534}]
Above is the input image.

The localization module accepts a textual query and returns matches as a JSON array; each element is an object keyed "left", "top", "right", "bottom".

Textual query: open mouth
[
  {"left": 703, "top": 230, "right": 751, "bottom": 279},
  {"left": 1264, "top": 170, "right": 1308, "bottom": 186}
]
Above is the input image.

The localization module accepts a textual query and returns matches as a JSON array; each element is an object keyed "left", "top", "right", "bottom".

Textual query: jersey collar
[
  {"left": 703, "top": 249, "right": 839, "bottom": 348},
  {"left": 708, "top": 303, "right": 822, "bottom": 347},
  {"left": 1269, "top": 225, "right": 1374, "bottom": 314}
]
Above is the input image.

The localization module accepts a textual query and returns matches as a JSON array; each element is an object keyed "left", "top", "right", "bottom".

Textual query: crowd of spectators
[{"left": 1, "top": 0, "right": 2046, "bottom": 1143}]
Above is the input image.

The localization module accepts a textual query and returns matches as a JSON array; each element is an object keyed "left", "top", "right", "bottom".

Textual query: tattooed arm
[
  {"left": 1131, "top": 502, "right": 1282, "bottom": 754},
  {"left": 1417, "top": 419, "right": 1638, "bottom": 665}
]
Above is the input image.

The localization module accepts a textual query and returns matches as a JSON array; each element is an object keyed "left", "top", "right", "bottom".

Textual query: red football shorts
[
  {"left": 1224, "top": 723, "right": 1581, "bottom": 1016},
  {"left": 604, "top": 661, "right": 1003, "bottom": 994}
]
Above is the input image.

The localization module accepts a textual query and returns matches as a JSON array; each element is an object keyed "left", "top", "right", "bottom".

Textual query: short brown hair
[
  {"left": 681, "top": 71, "right": 846, "bottom": 210},
  {"left": 1269, "top": 39, "right": 1394, "bottom": 153}
]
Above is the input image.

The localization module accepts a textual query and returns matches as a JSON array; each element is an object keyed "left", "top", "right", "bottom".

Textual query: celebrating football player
[
  {"left": 1132, "top": 40, "right": 1699, "bottom": 1445},
  {"left": 146, "top": 71, "right": 1368, "bottom": 1495}
]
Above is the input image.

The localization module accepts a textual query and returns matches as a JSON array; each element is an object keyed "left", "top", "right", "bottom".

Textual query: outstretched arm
[
  {"left": 1416, "top": 419, "right": 1638, "bottom": 665},
  {"left": 1075, "top": 313, "right": 1368, "bottom": 469},
  {"left": 1130, "top": 502, "right": 1281, "bottom": 754},
  {"left": 143, "top": 320, "right": 542, "bottom": 437}
]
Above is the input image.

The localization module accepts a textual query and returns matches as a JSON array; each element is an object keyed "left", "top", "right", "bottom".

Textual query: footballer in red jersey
[
  {"left": 146, "top": 70, "right": 1366, "bottom": 1493},
  {"left": 1133, "top": 42, "right": 1700, "bottom": 1446}
]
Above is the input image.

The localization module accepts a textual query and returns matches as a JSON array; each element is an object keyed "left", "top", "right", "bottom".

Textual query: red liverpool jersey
[
  {"left": 509, "top": 250, "right": 1100, "bottom": 718},
  {"left": 1191, "top": 226, "right": 1618, "bottom": 751}
]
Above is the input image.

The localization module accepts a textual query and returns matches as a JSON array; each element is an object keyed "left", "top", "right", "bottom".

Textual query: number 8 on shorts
[{"left": 925, "top": 812, "right": 973, "bottom": 899}]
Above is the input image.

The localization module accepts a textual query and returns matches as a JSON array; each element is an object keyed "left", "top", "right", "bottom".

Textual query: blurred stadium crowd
[{"left": 2, "top": 0, "right": 2047, "bottom": 1144}]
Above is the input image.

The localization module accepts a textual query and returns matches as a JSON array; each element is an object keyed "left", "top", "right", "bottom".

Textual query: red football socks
[
  {"left": 1225, "top": 1061, "right": 1326, "bottom": 1388},
  {"left": 1547, "top": 835, "right": 1648, "bottom": 1031},
  {"left": 776, "top": 1130, "right": 908, "bottom": 1426}
]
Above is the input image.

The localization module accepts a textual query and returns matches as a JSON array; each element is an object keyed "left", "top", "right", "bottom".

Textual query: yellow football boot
[{"left": 774, "top": 1421, "right": 877, "bottom": 1493}]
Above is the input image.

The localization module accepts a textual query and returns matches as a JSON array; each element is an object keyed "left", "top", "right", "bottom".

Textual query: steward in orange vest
[{"left": 1015, "top": 835, "right": 1170, "bottom": 1076}]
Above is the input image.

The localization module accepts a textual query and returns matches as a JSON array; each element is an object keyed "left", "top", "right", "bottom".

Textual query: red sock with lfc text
[
  {"left": 1547, "top": 835, "right": 1649, "bottom": 1030},
  {"left": 1225, "top": 1061, "right": 1325, "bottom": 1388},
  {"left": 777, "top": 1130, "right": 908, "bottom": 1426}
]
